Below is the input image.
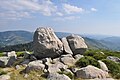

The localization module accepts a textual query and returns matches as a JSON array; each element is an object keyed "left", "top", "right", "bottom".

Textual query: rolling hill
[{"left": 0, "top": 30, "right": 120, "bottom": 51}]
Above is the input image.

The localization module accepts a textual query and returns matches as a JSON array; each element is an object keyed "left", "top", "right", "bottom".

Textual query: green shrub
[
  {"left": 76, "top": 56, "right": 100, "bottom": 68},
  {"left": 93, "top": 53, "right": 107, "bottom": 60},
  {"left": 84, "top": 50, "right": 96, "bottom": 56},
  {"left": 102, "top": 59, "right": 120, "bottom": 79}
]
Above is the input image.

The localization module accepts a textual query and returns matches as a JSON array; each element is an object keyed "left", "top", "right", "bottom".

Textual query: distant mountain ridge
[
  {"left": 0, "top": 30, "right": 120, "bottom": 51},
  {"left": 0, "top": 30, "right": 33, "bottom": 47}
]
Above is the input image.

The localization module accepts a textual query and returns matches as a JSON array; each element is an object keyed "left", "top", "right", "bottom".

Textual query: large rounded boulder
[
  {"left": 66, "top": 34, "right": 88, "bottom": 55},
  {"left": 33, "top": 27, "right": 63, "bottom": 59}
]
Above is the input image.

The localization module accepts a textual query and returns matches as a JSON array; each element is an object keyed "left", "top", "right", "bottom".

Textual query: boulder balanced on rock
[
  {"left": 33, "top": 27, "right": 63, "bottom": 59},
  {"left": 66, "top": 34, "right": 88, "bottom": 55}
]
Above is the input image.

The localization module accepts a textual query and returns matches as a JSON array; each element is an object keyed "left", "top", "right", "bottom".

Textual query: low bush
[
  {"left": 102, "top": 59, "right": 120, "bottom": 79},
  {"left": 76, "top": 56, "right": 100, "bottom": 68},
  {"left": 93, "top": 53, "right": 107, "bottom": 60}
]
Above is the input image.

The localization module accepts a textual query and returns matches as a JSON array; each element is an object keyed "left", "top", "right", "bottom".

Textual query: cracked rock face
[
  {"left": 66, "top": 34, "right": 88, "bottom": 55},
  {"left": 76, "top": 65, "right": 109, "bottom": 79},
  {"left": 33, "top": 27, "right": 63, "bottom": 59}
]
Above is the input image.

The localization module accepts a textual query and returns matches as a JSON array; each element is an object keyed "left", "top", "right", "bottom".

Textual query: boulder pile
[{"left": 0, "top": 27, "right": 112, "bottom": 80}]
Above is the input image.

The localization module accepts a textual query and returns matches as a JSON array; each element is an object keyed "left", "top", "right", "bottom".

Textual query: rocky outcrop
[
  {"left": 60, "top": 54, "right": 75, "bottom": 66},
  {"left": 0, "top": 56, "right": 17, "bottom": 67},
  {"left": 48, "top": 61, "right": 67, "bottom": 73},
  {"left": 98, "top": 60, "right": 109, "bottom": 72},
  {"left": 23, "top": 51, "right": 37, "bottom": 61},
  {"left": 33, "top": 27, "right": 63, "bottom": 59},
  {"left": 66, "top": 34, "right": 88, "bottom": 55},
  {"left": 107, "top": 56, "right": 120, "bottom": 63},
  {"left": 74, "top": 54, "right": 84, "bottom": 61},
  {"left": 24, "top": 60, "right": 45, "bottom": 73},
  {"left": 62, "top": 37, "right": 73, "bottom": 54},
  {"left": 7, "top": 51, "right": 17, "bottom": 58},
  {"left": 76, "top": 65, "right": 109, "bottom": 79},
  {"left": 0, "top": 57, "right": 8, "bottom": 67},
  {"left": 47, "top": 73, "right": 71, "bottom": 80}
]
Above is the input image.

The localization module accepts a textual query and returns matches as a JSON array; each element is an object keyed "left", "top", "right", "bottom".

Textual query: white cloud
[
  {"left": 63, "top": 4, "right": 84, "bottom": 14},
  {"left": 0, "top": 0, "right": 57, "bottom": 20},
  {"left": 91, "top": 8, "right": 97, "bottom": 12},
  {"left": 53, "top": 16, "right": 80, "bottom": 21},
  {"left": 56, "top": 12, "right": 63, "bottom": 16}
]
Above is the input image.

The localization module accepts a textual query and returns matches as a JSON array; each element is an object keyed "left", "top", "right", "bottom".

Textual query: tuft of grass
[
  {"left": 16, "top": 52, "right": 24, "bottom": 57},
  {"left": 10, "top": 67, "right": 46, "bottom": 80}
]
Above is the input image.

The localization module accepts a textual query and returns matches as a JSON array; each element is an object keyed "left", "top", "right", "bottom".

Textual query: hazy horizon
[{"left": 0, "top": 0, "right": 120, "bottom": 36}]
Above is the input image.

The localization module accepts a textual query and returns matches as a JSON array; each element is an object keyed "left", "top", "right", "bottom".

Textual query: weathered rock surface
[
  {"left": 7, "top": 56, "right": 17, "bottom": 67},
  {"left": 7, "top": 51, "right": 17, "bottom": 58},
  {"left": 66, "top": 34, "right": 88, "bottom": 55},
  {"left": 47, "top": 73, "right": 71, "bottom": 80},
  {"left": 107, "top": 56, "right": 120, "bottom": 63},
  {"left": 60, "top": 54, "right": 75, "bottom": 66},
  {"left": 98, "top": 60, "right": 109, "bottom": 72},
  {"left": 0, "top": 56, "right": 17, "bottom": 67},
  {"left": 48, "top": 61, "right": 67, "bottom": 73},
  {"left": 62, "top": 37, "right": 73, "bottom": 54},
  {"left": 76, "top": 65, "right": 109, "bottom": 79},
  {"left": 74, "top": 54, "right": 84, "bottom": 61},
  {"left": 0, "top": 57, "right": 8, "bottom": 67},
  {"left": 24, "top": 51, "right": 37, "bottom": 61},
  {"left": 33, "top": 27, "right": 63, "bottom": 59},
  {"left": 0, "top": 75, "right": 10, "bottom": 80},
  {"left": 25, "top": 60, "right": 45, "bottom": 73}
]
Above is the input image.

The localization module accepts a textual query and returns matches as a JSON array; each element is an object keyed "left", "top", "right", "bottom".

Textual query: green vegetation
[
  {"left": 0, "top": 42, "right": 33, "bottom": 52},
  {"left": 102, "top": 59, "right": 120, "bottom": 79},
  {"left": 10, "top": 67, "right": 45, "bottom": 80},
  {"left": 75, "top": 56, "right": 100, "bottom": 68},
  {"left": 16, "top": 52, "right": 24, "bottom": 57},
  {"left": 82, "top": 49, "right": 120, "bottom": 79}
]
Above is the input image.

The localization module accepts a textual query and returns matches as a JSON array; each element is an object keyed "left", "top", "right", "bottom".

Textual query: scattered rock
[
  {"left": 33, "top": 27, "right": 63, "bottom": 59},
  {"left": 21, "top": 59, "right": 30, "bottom": 65},
  {"left": 0, "top": 75, "right": 10, "bottom": 80},
  {"left": 7, "top": 51, "right": 17, "bottom": 58},
  {"left": 47, "top": 73, "right": 71, "bottom": 80},
  {"left": 24, "top": 74, "right": 28, "bottom": 78},
  {"left": 48, "top": 61, "right": 67, "bottom": 73},
  {"left": 62, "top": 37, "right": 73, "bottom": 54},
  {"left": 0, "top": 57, "right": 8, "bottom": 67},
  {"left": 74, "top": 54, "right": 84, "bottom": 61},
  {"left": 66, "top": 34, "right": 88, "bottom": 55},
  {"left": 15, "top": 65, "right": 21, "bottom": 70},
  {"left": 24, "top": 51, "right": 37, "bottom": 61},
  {"left": 107, "top": 56, "right": 120, "bottom": 63},
  {"left": 52, "top": 58, "right": 60, "bottom": 63},
  {"left": 25, "top": 60, "right": 45, "bottom": 73},
  {"left": 98, "top": 60, "right": 109, "bottom": 72},
  {"left": 7, "top": 56, "right": 17, "bottom": 67},
  {"left": 60, "top": 54, "right": 75, "bottom": 66},
  {"left": 76, "top": 65, "right": 109, "bottom": 79}
]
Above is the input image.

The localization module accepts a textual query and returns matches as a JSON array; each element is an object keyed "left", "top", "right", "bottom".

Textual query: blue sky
[{"left": 0, "top": 0, "right": 120, "bottom": 36}]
